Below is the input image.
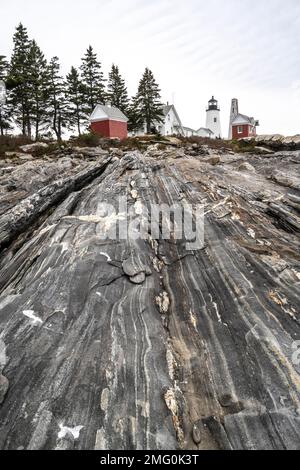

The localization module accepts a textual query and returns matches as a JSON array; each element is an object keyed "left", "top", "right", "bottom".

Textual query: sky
[{"left": 1, "top": 0, "right": 300, "bottom": 136}]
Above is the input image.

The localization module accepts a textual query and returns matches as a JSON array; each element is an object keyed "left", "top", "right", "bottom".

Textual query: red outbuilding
[
  {"left": 232, "top": 114, "right": 259, "bottom": 140},
  {"left": 229, "top": 98, "right": 259, "bottom": 140},
  {"left": 90, "top": 104, "right": 128, "bottom": 140}
]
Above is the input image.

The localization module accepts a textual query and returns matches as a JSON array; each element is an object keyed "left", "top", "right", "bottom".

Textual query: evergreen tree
[
  {"left": 27, "top": 40, "right": 50, "bottom": 140},
  {"left": 80, "top": 46, "right": 105, "bottom": 114},
  {"left": 134, "top": 68, "right": 164, "bottom": 134},
  {"left": 0, "top": 55, "right": 12, "bottom": 135},
  {"left": 106, "top": 64, "right": 129, "bottom": 114},
  {"left": 9, "top": 23, "right": 31, "bottom": 136},
  {"left": 65, "top": 66, "right": 85, "bottom": 135},
  {"left": 47, "top": 57, "right": 68, "bottom": 141},
  {"left": 127, "top": 96, "right": 143, "bottom": 133},
  {"left": 0, "top": 55, "right": 8, "bottom": 81}
]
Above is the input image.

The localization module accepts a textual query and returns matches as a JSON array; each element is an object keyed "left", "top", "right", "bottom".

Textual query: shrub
[
  {"left": 69, "top": 132, "right": 102, "bottom": 148},
  {"left": 0, "top": 135, "right": 33, "bottom": 158}
]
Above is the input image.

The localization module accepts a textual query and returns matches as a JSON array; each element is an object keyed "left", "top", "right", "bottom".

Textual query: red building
[
  {"left": 229, "top": 98, "right": 259, "bottom": 140},
  {"left": 90, "top": 104, "right": 128, "bottom": 140}
]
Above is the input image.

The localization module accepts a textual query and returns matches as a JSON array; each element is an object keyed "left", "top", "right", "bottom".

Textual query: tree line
[{"left": 0, "top": 24, "right": 164, "bottom": 140}]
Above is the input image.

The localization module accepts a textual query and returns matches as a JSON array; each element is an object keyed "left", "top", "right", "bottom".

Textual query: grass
[
  {"left": 180, "top": 135, "right": 233, "bottom": 149},
  {"left": 0, "top": 135, "right": 33, "bottom": 159},
  {"left": 69, "top": 132, "right": 103, "bottom": 148},
  {"left": 231, "top": 139, "right": 257, "bottom": 153},
  {"left": 0, "top": 135, "right": 61, "bottom": 159},
  {"left": 0, "top": 132, "right": 257, "bottom": 161}
]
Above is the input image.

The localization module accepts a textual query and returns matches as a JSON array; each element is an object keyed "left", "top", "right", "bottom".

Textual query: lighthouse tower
[
  {"left": 206, "top": 96, "right": 221, "bottom": 139},
  {"left": 228, "top": 98, "right": 239, "bottom": 139}
]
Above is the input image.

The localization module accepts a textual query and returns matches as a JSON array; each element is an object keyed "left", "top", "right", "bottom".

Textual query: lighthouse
[{"left": 206, "top": 96, "right": 221, "bottom": 139}]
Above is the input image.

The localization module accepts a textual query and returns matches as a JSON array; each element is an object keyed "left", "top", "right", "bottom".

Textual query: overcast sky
[{"left": 1, "top": 0, "right": 300, "bottom": 136}]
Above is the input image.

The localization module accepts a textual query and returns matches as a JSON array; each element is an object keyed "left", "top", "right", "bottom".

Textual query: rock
[
  {"left": 164, "top": 136, "right": 182, "bottom": 146},
  {"left": 130, "top": 272, "right": 146, "bottom": 284},
  {"left": 19, "top": 154, "right": 34, "bottom": 161},
  {"left": 0, "top": 154, "right": 112, "bottom": 250},
  {"left": 27, "top": 406, "right": 53, "bottom": 450},
  {"left": 240, "top": 134, "right": 300, "bottom": 151},
  {"left": 254, "top": 146, "right": 275, "bottom": 155},
  {"left": 72, "top": 146, "right": 108, "bottom": 158},
  {"left": 5, "top": 152, "right": 33, "bottom": 160},
  {"left": 167, "top": 149, "right": 186, "bottom": 159},
  {"left": 282, "top": 135, "right": 300, "bottom": 148},
  {"left": 20, "top": 142, "right": 49, "bottom": 153},
  {"left": 122, "top": 253, "right": 152, "bottom": 278},
  {"left": 55, "top": 431, "right": 75, "bottom": 450},
  {"left": 212, "top": 205, "right": 232, "bottom": 219},
  {"left": 219, "top": 394, "right": 234, "bottom": 407},
  {"left": 0, "top": 146, "right": 299, "bottom": 451},
  {"left": 271, "top": 171, "right": 300, "bottom": 190},
  {"left": 238, "top": 162, "right": 256, "bottom": 173},
  {"left": 110, "top": 148, "right": 124, "bottom": 158},
  {"left": 0, "top": 375, "right": 9, "bottom": 404},
  {"left": 156, "top": 291, "right": 170, "bottom": 314},
  {"left": 192, "top": 420, "right": 204, "bottom": 445},
  {"left": 266, "top": 202, "right": 300, "bottom": 232},
  {"left": 202, "top": 155, "right": 220, "bottom": 165}
]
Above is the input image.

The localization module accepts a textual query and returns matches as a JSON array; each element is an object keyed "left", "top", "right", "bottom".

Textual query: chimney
[{"left": 105, "top": 101, "right": 112, "bottom": 108}]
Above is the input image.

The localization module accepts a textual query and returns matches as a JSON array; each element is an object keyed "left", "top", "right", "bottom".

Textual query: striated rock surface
[
  {"left": 241, "top": 134, "right": 300, "bottom": 151},
  {"left": 0, "top": 146, "right": 299, "bottom": 450}
]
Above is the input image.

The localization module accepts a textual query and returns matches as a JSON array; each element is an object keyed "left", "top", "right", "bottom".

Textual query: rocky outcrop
[
  {"left": 0, "top": 154, "right": 112, "bottom": 251},
  {"left": 0, "top": 146, "right": 299, "bottom": 450},
  {"left": 240, "top": 134, "right": 300, "bottom": 151},
  {"left": 20, "top": 142, "right": 49, "bottom": 153}
]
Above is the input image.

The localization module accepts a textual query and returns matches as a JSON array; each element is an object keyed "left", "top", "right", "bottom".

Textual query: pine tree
[
  {"left": 65, "top": 66, "right": 85, "bottom": 135},
  {"left": 106, "top": 64, "right": 129, "bottom": 114},
  {"left": 47, "top": 57, "right": 68, "bottom": 141},
  {"left": 9, "top": 23, "right": 31, "bottom": 136},
  {"left": 80, "top": 46, "right": 105, "bottom": 115},
  {"left": 0, "top": 55, "right": 12, "bottom": 135},
  {"left": 134, "top": 68, "right": 164, "bottom": 134},
  {"left": 127, "top": 96, "right": 143, "bottom": 133},
  {"left": 27, "top": 40, "right": 50, "bottom": 140},
  {"left": 0, "top": 55, "right": 7, "bottom": 81}
]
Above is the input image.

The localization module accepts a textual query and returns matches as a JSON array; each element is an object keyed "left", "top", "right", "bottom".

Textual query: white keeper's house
[
  {"left": 156, "top": 104, "right": 184, "bottom": 136},
  {"left": 131, "top": 97, "right": 222, "bottom": 139},
  {"left": 133, "top": 103, "right": 184, "bottom": 136}
]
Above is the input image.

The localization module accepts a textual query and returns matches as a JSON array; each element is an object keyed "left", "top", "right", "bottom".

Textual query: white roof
[
  {"left": 90, "top": 104, "right": 128, "bottom": 123},
  {"left": 163, "top": 104, "right": 182, "bottom": 126},
  {"left": 197, "top": 127, "right": 213, "bottom": 134},
  {"left": 232, "top": 113, "right": 255, "bottom": 126}
]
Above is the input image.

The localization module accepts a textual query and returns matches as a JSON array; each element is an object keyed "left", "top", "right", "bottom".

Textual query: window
[
  {"left": 238, "top": 126, "right": 243, "bottom": 134},
  {"left": 214, "top": 118, "right": 217, "bottom": 123}
]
